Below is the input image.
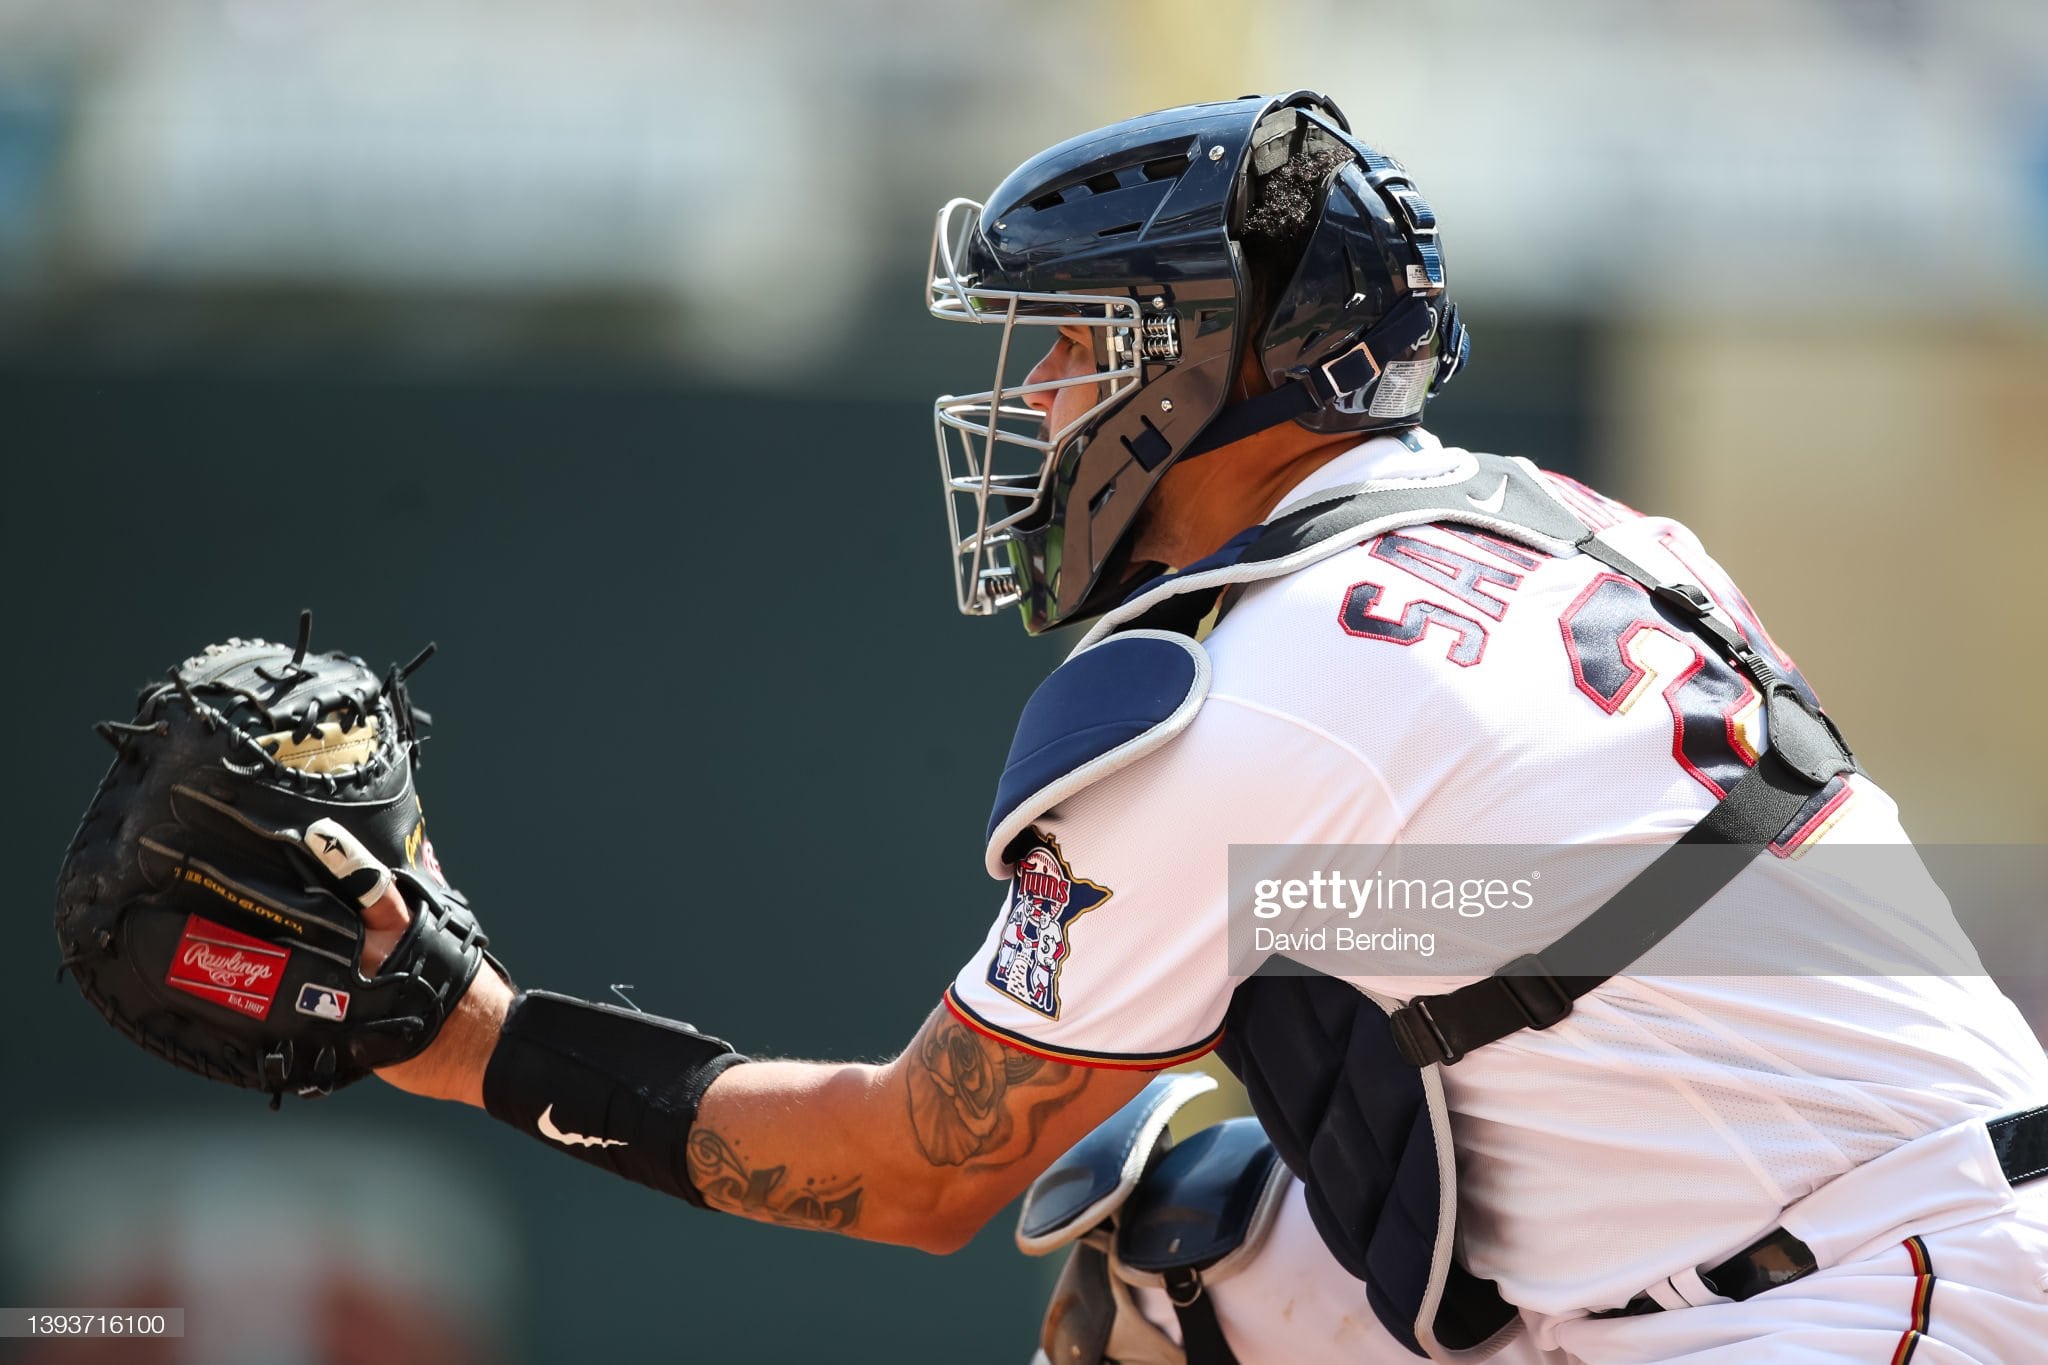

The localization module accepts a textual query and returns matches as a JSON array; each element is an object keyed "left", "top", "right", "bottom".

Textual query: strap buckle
[
  {"left": 1652, "top": 582, "right": 1781, "bottom": 690},
  {"left": 1497, "top": 954, "right": 1574, "bottom": 1031},
  {"left": 1163, "top": 1266, "right": 1206, "bottom": 1309},
  {"left": 1389, "top": 995, "right": 1456, "bottom": 1067},
  {"left": 1390, "top": 956, "right": 1575, "bottom": 1068},
  {"left": 1315, "top": 338, "right": 1380, "bottom": 402},
  {"left": 1652, "top": 581, "right": 1714, "bottom": 620}
]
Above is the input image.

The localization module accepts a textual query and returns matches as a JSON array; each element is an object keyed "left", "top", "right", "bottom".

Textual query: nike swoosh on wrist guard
[{"left": 481, "top": 989, "right": 748, "bottom": 1207}]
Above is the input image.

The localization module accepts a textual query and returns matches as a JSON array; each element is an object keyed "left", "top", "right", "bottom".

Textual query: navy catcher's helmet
[{"left": 927, "top": 91, "right": 1471, "bottom": 634}]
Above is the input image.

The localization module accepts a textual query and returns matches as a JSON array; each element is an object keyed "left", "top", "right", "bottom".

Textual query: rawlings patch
[
  {"left": 165, "top": 914, "right": 289, "bottom": 1020},
  {"left": 986, "top": 831, "right": 1111, "bottom": 1019}
]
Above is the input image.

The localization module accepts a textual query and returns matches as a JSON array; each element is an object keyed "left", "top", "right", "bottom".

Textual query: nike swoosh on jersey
[
  {"left": 538, "top": 1102, "right": 628, "bottom": 1149},
  {"left": 1467, "top": 476, "right": 1508, "bottom": 514}
]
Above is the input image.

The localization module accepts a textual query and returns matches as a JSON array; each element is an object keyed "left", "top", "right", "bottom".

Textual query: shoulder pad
[
  {"left": 1015, "top": 1071, "right": 1217, "bottom": 1256},
  {"left": 985, "top": 630, "right": 1210, "bottom": 877}
]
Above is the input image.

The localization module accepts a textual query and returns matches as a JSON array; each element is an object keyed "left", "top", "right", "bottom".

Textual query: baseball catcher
[
  {"left": 55, "top": 615, "right": 499, "bottom": 1107},
  {"left": 51, "top": 91, "right": 2048, "bottom": 1364}
]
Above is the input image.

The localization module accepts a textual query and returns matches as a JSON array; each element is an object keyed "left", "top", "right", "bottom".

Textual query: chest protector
[{"left": 985, "top": 450, "right": 1856, "bottom": 1360}]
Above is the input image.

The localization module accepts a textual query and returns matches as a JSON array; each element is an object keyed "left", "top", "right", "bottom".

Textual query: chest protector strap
[
  {"left": 1104, "top": 451, "right": 1857, "bottom": 1070},
  {"left": 991, "top": 449, "right": 1856, "bottom": 1358}
]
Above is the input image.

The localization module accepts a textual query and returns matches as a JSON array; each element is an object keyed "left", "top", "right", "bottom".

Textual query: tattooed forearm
[
  {"left": 677, "top": 1015, "right": 1139, "bottom": 1251},
  {"left": 905, "top": 1011, "right": 1093, "bottom": 1168},
  {"left": 686, "top": 1126, "right": 864, "bottom": 1232}
]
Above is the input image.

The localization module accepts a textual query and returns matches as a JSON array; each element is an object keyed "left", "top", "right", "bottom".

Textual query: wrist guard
[{"left": 482, "top": 990, "right": 750, "bottom": 1207}]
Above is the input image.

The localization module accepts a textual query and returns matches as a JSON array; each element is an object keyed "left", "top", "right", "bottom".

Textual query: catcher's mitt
[{"left": 55, "top": 616, "right": 497, "bottom": 1106}]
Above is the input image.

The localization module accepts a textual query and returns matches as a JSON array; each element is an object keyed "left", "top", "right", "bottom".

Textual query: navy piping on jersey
[{"left": 943, "top": 987, "right": 1224, "bottom": 1071}]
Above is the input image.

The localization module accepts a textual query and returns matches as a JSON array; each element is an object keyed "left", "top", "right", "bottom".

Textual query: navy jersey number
[
  {"left": 1558, "top": 566, "right": 1848, "bottom": 849},
  {"left": 1559, "top": 573, "right": 1760, "bottom": 798}
]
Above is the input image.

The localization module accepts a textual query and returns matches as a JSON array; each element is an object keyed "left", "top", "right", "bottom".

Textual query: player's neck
[{"left": 1127, "top": 427, "right": 1359, "bottom": 571}]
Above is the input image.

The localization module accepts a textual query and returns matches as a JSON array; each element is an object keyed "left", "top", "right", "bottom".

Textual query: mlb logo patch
[
  {"left": 295, "top": 983, "right": 350, "bottom": 1021},
  {"left": 165, "top": 914, "right": 289, "bottom": 1020}
]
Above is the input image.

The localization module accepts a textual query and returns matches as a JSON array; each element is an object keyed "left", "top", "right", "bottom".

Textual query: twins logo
[{"left": 986, "top": 831, "right": 1111, "bottom": 1019}]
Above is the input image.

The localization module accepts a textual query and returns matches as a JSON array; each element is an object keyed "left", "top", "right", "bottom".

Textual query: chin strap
[{"left": 1180, "top": 296, "right": 1468, "bottom": 460}]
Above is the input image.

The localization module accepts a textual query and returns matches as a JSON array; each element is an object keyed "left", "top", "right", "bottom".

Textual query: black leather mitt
[{"left": 55, "top": 618, "right": 497, "bottom": 1106}]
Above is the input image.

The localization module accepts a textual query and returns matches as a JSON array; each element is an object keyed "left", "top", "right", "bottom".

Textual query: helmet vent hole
[
  {"left": 1121, "top": 418, "right": 1173, "bottom": 471},
  {"left": 1141, "top": 155, "right": 1190, "bottom": 182},
  {"left": 1096, "top": 222, "right": 1143, "bottom": 238},
  {"left": 1029, "top": 190, "right": 1066, "bottom": 211},
  {"left": 1085, "top": 172, "right": 1122, "bottom": 195}
]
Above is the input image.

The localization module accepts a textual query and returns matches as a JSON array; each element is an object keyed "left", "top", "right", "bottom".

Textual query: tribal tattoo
[
  {"left": 904, "top": 1010, "right": 1092, "bottom": 1168},
  {"left": 686, "top": 1127, "right": 864, "bottom": 1232}
]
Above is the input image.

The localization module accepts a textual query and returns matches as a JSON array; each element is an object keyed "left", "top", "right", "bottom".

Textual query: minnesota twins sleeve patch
[{"left": 986, "top": 830, "right": 1112, "bottom": 1019}]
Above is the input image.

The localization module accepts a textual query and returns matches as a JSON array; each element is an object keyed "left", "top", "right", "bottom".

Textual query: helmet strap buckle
[{"left": 1314, "top": 337, "right": 1381, "bottom": 404}]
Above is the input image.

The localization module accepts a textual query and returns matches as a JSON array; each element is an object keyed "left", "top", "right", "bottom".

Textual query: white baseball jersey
[{"left": 950, "top": 429, "right": 2048, "bottom": 1346}]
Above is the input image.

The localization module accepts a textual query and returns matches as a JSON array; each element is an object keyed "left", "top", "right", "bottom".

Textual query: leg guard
[{"left": 1019, "top": 1074, "right": 1293, "bottom": 1365}]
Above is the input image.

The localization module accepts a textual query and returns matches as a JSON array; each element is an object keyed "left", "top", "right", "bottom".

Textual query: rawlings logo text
[
  {"left": 179, "top": 943, "right": 277, "bottom": 989},
  {"left": 165, "top": 914, "right": 291, "bottom": 1021}
]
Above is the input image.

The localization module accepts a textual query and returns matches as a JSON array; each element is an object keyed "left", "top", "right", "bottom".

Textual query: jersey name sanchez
[{"left": 947, "top": 429, "right": 2048, "bottom": 1313}]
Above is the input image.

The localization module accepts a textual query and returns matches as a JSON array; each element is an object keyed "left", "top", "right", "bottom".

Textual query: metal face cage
[{"left": 927, "top": 197, "right": 1143, "bottom": 617}]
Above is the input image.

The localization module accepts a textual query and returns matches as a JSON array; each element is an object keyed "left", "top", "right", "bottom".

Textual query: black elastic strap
[
  {"left": 1543, "top": 745, "right": 1829, "bottom": 967},
  {"left": 1387, "top": 751, "right": 1825, "bottom": 1067},
  {"left": 1161, "top": 1267, "right": 1239, "bottom": 1365},
  {"left": 1578, "top": 536, "right": 1781, "bottom": 691},
  {"left": 1381, "top": 507, "right": 1856, "bottom": 1065},
  {"left": 1385, "top": 512, "right": 1870, "bottom": 1061},
  {"left": 1389, "top": 690, "right": 1852, "bottom": 1065},
  {"left": 1156, "top": 461, "right": 1858, "bottom": 1068},
  {"left": 1112, "top": 455, "right": 1856, "bottom": 1067},
  {"left": 1180, "top": 377, "right": 1321, "bottom": 460},
  {"left": 1181, "top": 296, "right": 1443, "bottom": 461}
]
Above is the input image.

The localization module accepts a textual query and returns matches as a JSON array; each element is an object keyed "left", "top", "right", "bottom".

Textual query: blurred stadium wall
[{"left": 4, "top": 2, "right": 2043, "bottom": 1361}]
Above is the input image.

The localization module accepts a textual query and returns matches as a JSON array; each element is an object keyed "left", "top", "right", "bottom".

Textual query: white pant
[
  {"left": 1552, "top": 1181, "right": 2048, "bottom": 1363},
  {"left": 1129, "top": 1178, "right": 1562, "bottom": 1365},
  {"left": 1132, "top": 1167, "right": 2047, "bottom": 1363}
]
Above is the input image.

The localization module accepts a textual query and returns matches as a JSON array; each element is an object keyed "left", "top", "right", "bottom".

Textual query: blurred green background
[{"left": 3, "top": 2, "right": 2044, "bottom": 1361}]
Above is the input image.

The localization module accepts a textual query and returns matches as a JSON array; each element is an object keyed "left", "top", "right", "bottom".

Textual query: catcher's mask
[{"left": 927, "top": 90, "right": 1471, "bottom": 634}]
